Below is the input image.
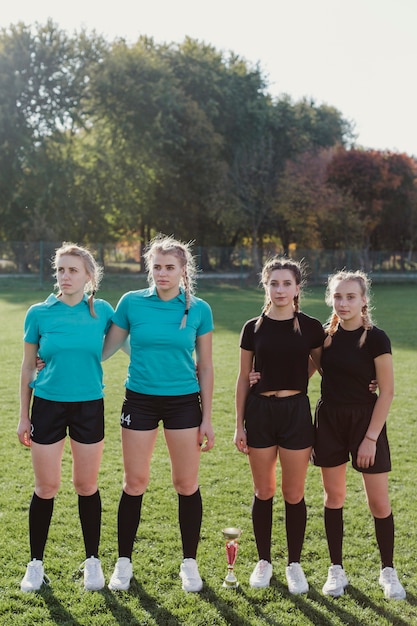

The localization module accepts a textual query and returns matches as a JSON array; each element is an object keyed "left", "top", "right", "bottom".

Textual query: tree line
[{"left": 0, "top": 20, "right": 416, "bottom": 271}]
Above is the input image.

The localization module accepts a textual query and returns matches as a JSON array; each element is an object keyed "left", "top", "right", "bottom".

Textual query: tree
[
  {"left": 0, "top": 20, "right": 107, "bottom": 241},
  {"left": 372, "top": 153, "right": 417, "bottom": 264},
  {"left": 326, "top": 148, "right": 390, "bottom": 268}
]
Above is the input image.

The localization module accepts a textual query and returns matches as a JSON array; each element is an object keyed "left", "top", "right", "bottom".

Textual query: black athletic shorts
[
  {"left": 30, "top": 396, "right": 105, "bottom": 444},
  {"left": 120, "top": 388, "right": 202, "bottom": 431},
  {"left": 312, "top": 398, "right": 391, "bottom": 473},
  {"left": 244, "top": 392, "right": 314, "bottom": 450}
]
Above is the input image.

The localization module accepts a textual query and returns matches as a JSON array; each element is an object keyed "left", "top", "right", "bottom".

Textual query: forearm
[
  {"left": 235, "top": 376, "right": 249, "bottom": 428},
  {"left": 20, "top": 368, "right": 35, "bottom": 418},
  {"left": 102, "top": 325, "right": 129, "bottom": 361},
  {"left": 365, "top": 391, "right": 394, "bottom": 440},
  {"left": 198, "top": 366, "right": 213, "bottom": 420}
]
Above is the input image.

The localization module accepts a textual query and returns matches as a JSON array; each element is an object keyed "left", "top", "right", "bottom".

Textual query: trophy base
[{"left": 223, "top": 574, "right": 239, "bottom": 589}]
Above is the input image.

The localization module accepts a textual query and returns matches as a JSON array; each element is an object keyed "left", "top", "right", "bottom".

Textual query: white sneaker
[
  {"left": 379, "top": 567, "right": 406, "bottom": 600},
  {"left": 285, "top": 562, "right": 309, "bottom": 594},
  {"left": 108, "top": 557, "right": 133, "bottom": 591},
  {"left": 179, "top": 558, "right": 203, "bottom": 592},
  {"left": 322, "top": 565, "right": 348, "bottom": 597},
  {"left": 249, "top": 560, "right": 273, "bottom": 588},
  {"left": 20, "top": 559, "right": 49, "bottom": 592},
  {"left": 82, "top": 556, "right": 105, "bottom": 591}
]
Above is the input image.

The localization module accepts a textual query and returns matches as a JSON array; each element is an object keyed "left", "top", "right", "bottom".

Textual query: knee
[
  {"left": 35, "top": 483, "right": 60, "bottom": 499},
  {"left": 73, "top": 480, "right": 98, "bottom": 496},
  {"left": 255, "top": 486, "right": 276, "bottom": 500},
  {"left": 324, "top": 491, "right": 346, "bottom": 509},
  {"left": 282, "top": 486, "right": 304, "bottom": 504},
  {"left": 324, "top": 493, "right": 346, "bottom": 509},
  {"left": 173, "top": 478, "right": 199, "bottom": 496},
  {"left": 124, "top": 474, "right": 149, "bottom": 496},
  {"left": 368, "top": 497, "right": 391, "bottom": 518}
]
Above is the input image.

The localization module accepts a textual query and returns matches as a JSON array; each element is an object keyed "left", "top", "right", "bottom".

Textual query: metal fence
[{"left": 0, "top": 241, "right": 416, "bottom": 285}]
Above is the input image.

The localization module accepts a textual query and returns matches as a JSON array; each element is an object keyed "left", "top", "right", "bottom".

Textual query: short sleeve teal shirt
[
  {"left": 24, "top": 294, "right": 114, "bottom": 402},
  {"left": 112, "top": 287, "right": 214, "bottom": 396}
]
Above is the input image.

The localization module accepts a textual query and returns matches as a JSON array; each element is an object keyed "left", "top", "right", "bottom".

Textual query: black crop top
[
  {"left": 240, "top": 312, "right": 325, "bottom": 395},
  {"left": 320, "top": 325, "right": 391, "bottom": 404}
]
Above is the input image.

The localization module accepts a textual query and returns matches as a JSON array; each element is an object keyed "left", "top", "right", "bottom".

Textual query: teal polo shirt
[
  {"left": 112, "top": 287, "right": 214, "bottom": 396},
  {"left": 24, "top": 294, "right": 114, "bottom": 402}
]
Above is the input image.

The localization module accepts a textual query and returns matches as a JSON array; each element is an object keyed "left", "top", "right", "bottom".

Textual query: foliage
[
  {"left": 0, "top": 21, "right": 416, "bottom": 267},
  {"left": 326, "top": 148, "right": 417, "bottom": 266},
  {"left": 1, "top": 279, "right": 417, "bottom": 625}
]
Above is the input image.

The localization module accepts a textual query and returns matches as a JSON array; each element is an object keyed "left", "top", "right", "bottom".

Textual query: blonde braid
[
  {"left": 359, "top": 303, "right": 373, "bottom": 347},
  {"left": 254, "top": 302, "right": 272, "bottom": 333},
  {"left": 180, "top": 269, "right": 191, "bottom": 329},
  {"left": 323, "top": 312, "right": 339, "bottom": 348},
  {"left": 293, "top": 294, "right": 301, "bottom": 334}
]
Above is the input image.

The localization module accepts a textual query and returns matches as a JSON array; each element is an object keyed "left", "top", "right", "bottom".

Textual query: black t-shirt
[
  {"left": 320, "top": 325, "right": 391, "bottom": 404},
  {"left": 240, "top": 312, "right": 325, "bottom": 395}
]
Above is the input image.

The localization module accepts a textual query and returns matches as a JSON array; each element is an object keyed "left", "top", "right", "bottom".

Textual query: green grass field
[{"left": 0, "top": 277, "right": 416, "bottom": 625}]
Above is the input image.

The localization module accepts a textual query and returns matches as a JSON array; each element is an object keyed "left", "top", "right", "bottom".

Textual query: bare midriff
[{"left": 260, "top": 390, "right": 301, "bottom": 398}]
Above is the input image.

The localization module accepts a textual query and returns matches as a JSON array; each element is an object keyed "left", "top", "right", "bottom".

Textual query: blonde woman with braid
[
  {"left": 312, "top": 271, "right": 406, "bottom": 600},
  {"left": 104, "top": 234, "right": 214, "bottom": 593},
  {"left": 234, "top": 257, "right": 324, "bottom": 594},
  {"left": 17, "top": 243, "right": 114, "bottom": 592}
]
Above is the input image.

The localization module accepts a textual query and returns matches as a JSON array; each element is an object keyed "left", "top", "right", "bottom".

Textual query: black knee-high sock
[
  {"left": 78, "top": 490, "right": 101, "bottom": 559},
  {"left": 252, "top": 496, "right": 273, "bottom": 562},
  {"left": 178, "top": 489, "right": 202, "bottom": 559},
  {"left": 374, "top": 513, "right": 394, "bottom": 569},
  {"left": 29, "top": 492, "right": 54, "bottom": 561},
  {"left": 285, "top": 498, "right": 307, "bottom": 564},
  {"left": 117, "top": 491, "right": 143, "bottom": 559},
  {"left": 324, "top": 506, "right": 344, "bottom": 566}
]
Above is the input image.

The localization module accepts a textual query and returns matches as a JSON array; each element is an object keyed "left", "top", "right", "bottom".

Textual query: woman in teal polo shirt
[
  {"left": 103, "top": 234, "right": 214, "bottom": 593},
  {"left": 17, "top": 243, "right": 114, "bottom": 593}
]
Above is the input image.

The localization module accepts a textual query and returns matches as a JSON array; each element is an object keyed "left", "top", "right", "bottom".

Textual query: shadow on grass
[
  {"left": 40, "top": 586, "right": 83, "bottom": 626},
  {"left": 277, "top": 582, "right": 413, "bottom": 626},
  {"left": 103, "top": 579, "right": 184, "bottom": 626},
  {"left": 346, "top": 585, "right": 413, "bottom": 626},
  {"left": 201, "top": 584, "right": 256, "bottom": 626}
]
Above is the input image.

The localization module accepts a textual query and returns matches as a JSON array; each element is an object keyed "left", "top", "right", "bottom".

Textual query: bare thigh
[
  {"left": 321, "top": 464, "right": 347, "bottom": 508},
  {"left": 31, "top": 439, "right": 66, "bottom": 498},
  {"left": 71, "top": 439, "right": 104, "bottom": 496},
  {"left": 278, "top": 447, "right": 311, "bottom": 503},
  {"left": 164, "top": 427, "right": 201, "bottom": 495},
  {"left": 121, "top": 428, "right": 158, "bottom": 495},
  {"left": 362, "top": 472, "right": 391, "bottom": 518},
  {"left": 248, "top": 446, "right": 279, "bottom": 500}
]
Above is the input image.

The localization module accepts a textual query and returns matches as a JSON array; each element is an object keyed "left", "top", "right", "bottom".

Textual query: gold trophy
[{"left": 222, "top": 527, "right": 242, "bottom": 588}]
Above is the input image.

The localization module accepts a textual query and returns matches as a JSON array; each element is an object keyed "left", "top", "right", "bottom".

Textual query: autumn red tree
[{"left": 326, "top": 148, "right": 416, "bottom": 268}]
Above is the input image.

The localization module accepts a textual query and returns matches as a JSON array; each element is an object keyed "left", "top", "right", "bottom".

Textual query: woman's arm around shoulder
[
  {"left": 102, "top": 323, "right": 129, "bottom": 361},
  {"left": 309, "top": 346, "right": 322, "bottom": 378}
]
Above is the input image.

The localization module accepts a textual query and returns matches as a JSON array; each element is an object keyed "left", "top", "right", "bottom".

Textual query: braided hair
[
  {"left": 143, "top": 234, "right": 197, "bottom": 329},
  {"left": 53, "top": 242, "right": 103, "bottom": 318},
  {"left": 254, "top": 256, "right": 305, "bottom": 334},
  {"left": 324, "top": 270, "right": 374, "bottom": 348}
]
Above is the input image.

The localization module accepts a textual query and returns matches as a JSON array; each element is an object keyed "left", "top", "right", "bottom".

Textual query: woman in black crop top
[
  {"left": 313, "top": 270, "right": 405, "bottom": 601},
  {"left": 235, "top": 257, "right": 324, "bottom": 594}
]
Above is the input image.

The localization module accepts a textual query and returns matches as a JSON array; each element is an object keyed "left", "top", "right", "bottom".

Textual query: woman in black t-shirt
[
  {"left": 313, "top": 270, "right": 405, "bottom": 601},
  {"left": 235, "top": 257, "right": 324, "bottom": 594}
]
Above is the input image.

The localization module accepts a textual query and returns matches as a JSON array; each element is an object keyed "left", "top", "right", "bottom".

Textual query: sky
[{"left": 2, "top": 0, "right": 417, "bottom": 157}]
